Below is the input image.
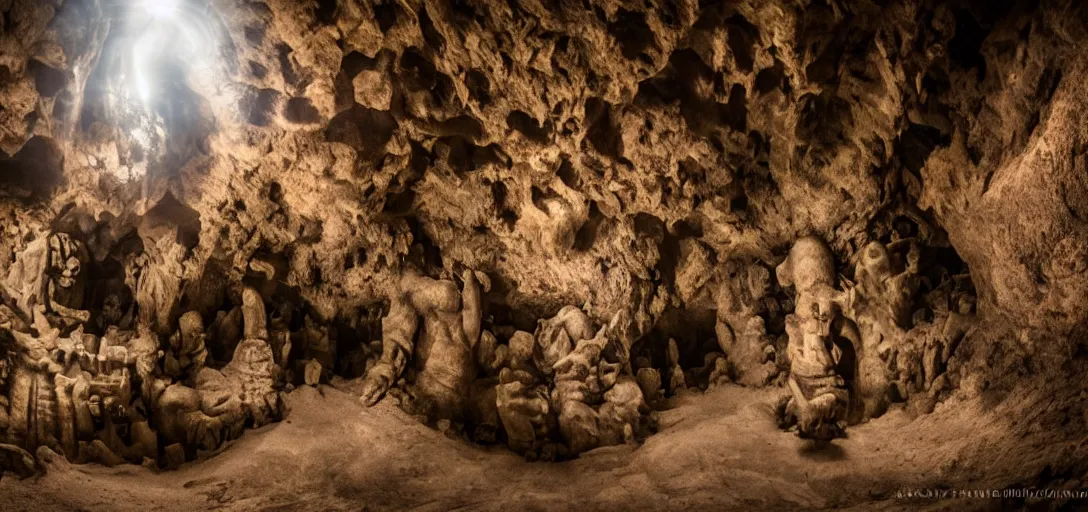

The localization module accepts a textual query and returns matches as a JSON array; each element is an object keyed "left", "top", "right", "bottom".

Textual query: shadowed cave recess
[{"left": 0, "top": 0, "right": 1087, "bottom": 510}]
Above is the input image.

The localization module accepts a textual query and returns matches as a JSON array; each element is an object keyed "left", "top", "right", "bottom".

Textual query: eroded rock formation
[{"left": 0, "top": 0, "right": 1085, "bottom": 486}]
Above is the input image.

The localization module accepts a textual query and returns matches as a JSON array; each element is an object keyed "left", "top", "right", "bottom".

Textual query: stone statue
[
  {"left": 496, "top": 366, "right": 552, "bottom": 455},
  {"left": 850, "top": 240, "right": 920, "bottom": 330},
  {"left": 164, "top": 311, "right": 208, "bottom": 383},
  {"left": 360, "top": 268, "right": 489, "bottom": 422},
  {"left": 152, "top": 287, "right": 283, "bottom": 460},
  {"left": 534, "top": 305, "right": 594, "bottom": 378},
  {"left": 126, "top": 233, "right": 188, "bottom": 336},
  {"left": 775, "top": 236, "right": 857, "bottom": 440},
  {"left": 838, "top": 239, "right": 951, "bottom": 420},
  {"left": 0, "top": 222, "right": 288, "bottom": 470},
  {"left": 715, "top": 262, "right": 779, "bottom": 387},
  {"left": 493, "top": 307, "right": 648, "bottom": 459},
  {"left": 3, "top": 232, "right": 90, "bottom": 329}
]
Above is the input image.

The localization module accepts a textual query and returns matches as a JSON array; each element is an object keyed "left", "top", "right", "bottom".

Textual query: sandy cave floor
[{"left": 0, "top": 384, "right": 1022, "bottom": 512}]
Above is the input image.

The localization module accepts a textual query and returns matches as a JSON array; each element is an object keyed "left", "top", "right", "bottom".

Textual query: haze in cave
[{"left": 0, "top": 0, "right": 1086, "bottom": 510}]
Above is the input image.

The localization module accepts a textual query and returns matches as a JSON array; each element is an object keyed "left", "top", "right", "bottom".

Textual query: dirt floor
[{"left": 0, "top": 382, "right": 1054, "bottom": 511}]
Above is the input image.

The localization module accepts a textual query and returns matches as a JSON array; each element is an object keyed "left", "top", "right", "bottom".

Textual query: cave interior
[{"left": 0, "top": 0, "right": 1087, "bottom": 510}]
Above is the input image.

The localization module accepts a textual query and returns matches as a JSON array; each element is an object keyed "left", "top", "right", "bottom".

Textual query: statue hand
[
  {"left": 360, "top": 361, "right": 394, "bottom": 406},
  {"left": 473, "top": 271, "right": 491, "bottom": 293}
]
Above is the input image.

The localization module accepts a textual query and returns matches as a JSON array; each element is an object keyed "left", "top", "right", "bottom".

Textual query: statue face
[{"left": 862, "top": 242, "right": 892, "bottom": 281}]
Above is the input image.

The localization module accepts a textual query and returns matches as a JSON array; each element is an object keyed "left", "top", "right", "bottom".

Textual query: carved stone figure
[
  {"left": 715, "top": 262, "right": 779, "bottom": 387},
  {"left": 596, "top": 375, "right": 643, "bottom": 446},
  {"left": 0, "top": 304, "right": 150, "bottom": 466},
  {"left": 152, "top": 287, "right": 283, "bottom": 459},
  {"left": 165, "top": 311, "right": 208, "bottom": 383},
  {"left": 152, "top": 379, "right": 243, "bottom": 455},
  {"left": 851, "top": 241, "right": 920, "bottom": 330},
  {"left": 126, "top": 234, "right": 188, "bottom": 336},
  {"left": 534, "top": 306, "right": 591, "bottom": 378},
  {"left": 360, "top": 268, "right": 489, "bottom": 422},
  {"left": 775, "top": 236, "right": 857, "bottom": 440},
  {"left": 551, "top": 327, "right": 608, "bottom": 453},
  {"left": 841, "top": 239, "right": 949, "bottom": 420},
  {"left": 3, "top": 232, "right": 90, "bottom": 328},
  {"left": 495, "top": 367, "right": 551, "bottom": 455},
  {"left": 498, "top": 307, "right": 649, "bottom": 458},
  {"left": 6, "top": 310, "right": 65, "bottom": 452}
]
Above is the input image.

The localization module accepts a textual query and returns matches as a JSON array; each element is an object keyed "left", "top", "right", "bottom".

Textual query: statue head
[
  {"left": 776, "top": 236, "right": 836, "bottom": 294},
  {"left": 861, "top": 242, "right": 893, "bottom": 277},
  {"left": 178, "top": 311, "right": 205, "bottom": 347}
]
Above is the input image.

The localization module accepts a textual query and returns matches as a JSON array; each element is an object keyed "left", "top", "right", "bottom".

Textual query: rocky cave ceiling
[
  {"left": 2, "top": 0, "right": 1084, "bottom": 336},
  {"left": 0, "top": 0, "right": 1087, "bottom": 504}
]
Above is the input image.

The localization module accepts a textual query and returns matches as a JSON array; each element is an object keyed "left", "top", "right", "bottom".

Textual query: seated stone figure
[
  {"left": 775, "top": 236, "right": 858, "bottom": 440},
  {"left": 495, "top": 307, "right": 648, "bottom": 459},
  {"left": 125, "top": 232, "right": 189, "bottom": 337},
  {"left": 153, "top": 287, "right": 283, "bottom": 459},
  {"left": 534, "top": 305, "right": 594, "bottom": 379},
  {"left": 496, "top": 364, "right": 552, "bottom": 455},
  {"left": 0, "top": 306, "right": 158, "bottom": 467},
  {"left": 850, "top": 240, "right": 920, "bottom": 330},
  {"left": 5, "top": 309, "right": 66, "bottom": 454},
  {"left": 360, "top": 267, "right": 489, "bottom": 423}
]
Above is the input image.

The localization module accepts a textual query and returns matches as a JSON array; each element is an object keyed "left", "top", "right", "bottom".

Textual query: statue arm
[
  {"left": 361, "top": 295, "right": 417, "bottom": 406},
  {"left": 47, "top": 294, "right": 91, "bottom": 323},
  {"left": 460, "top": 270, "right": 482, "bottom": 348},
  {"left": 380, "top": 296, "right": 417, "bottom": 378}
]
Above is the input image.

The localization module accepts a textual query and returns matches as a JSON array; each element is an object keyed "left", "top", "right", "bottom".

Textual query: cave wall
[{"left": 1, "top": 0, "right": 1086, "bottom": 350}]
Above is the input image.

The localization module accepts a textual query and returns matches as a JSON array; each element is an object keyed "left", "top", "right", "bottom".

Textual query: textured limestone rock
[{"left": 0, "top": 0, "right": 1086, "bottom": 473}]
